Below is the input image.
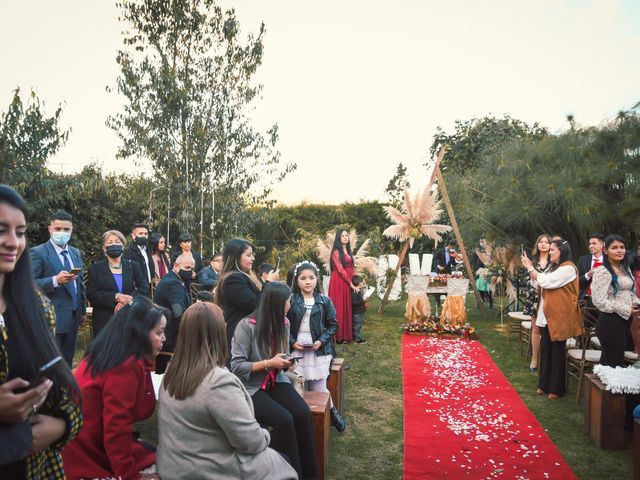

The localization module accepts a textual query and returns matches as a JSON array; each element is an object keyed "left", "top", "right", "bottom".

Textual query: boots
[{"left": 330, "top": 407, "right": 347, "bottom": 433}]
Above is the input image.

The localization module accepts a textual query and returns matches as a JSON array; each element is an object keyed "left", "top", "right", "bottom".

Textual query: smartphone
[
  {"left": 302, "top": 344, "right": 315, "bottom": 349},
  {"left": 520, "top": 245, "right": 526, "bottom": 256},
  {"left": 279, "top": 353, "right": 293, "bottom": 360},
  {"left": 70, "top": 267, "right": 82, "bottom": 275},
  {"left": 275, "top": 256, "right": 281, "bottom": 271},
  {"left": 16, "top": 356, "right": 63, "bottom": 393}
]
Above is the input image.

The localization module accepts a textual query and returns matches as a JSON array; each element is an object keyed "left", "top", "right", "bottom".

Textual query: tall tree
[
  {"left": 108, "top": 0, "right": 295, "bottom": 242},
  {"left": 384, "top": 162, "right": 410, "bottom": 207}
]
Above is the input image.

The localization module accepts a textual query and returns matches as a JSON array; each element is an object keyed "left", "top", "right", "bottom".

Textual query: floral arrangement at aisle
[
  {"left": 476, "top": 243, "right": 521, "bottom": 302},
  {"left": 316, "top": 229, "right": 378, "bottom": 276},
  {"left": 400, "top": 315, "right": 479, "bottom": 340}
]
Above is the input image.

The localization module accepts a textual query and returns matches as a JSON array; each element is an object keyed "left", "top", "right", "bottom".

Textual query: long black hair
[
  {"left": 0, "top": 185, "right": 79, "bottom": 401},
  {"left": 602, "top": 234, "right": 632, "bottom": 296},
  {"left": 548, "top": 238, "right": 573, "bottom": 272},
  {"left": 150, "top": 232, "right": 170, "bottom": 269},
  {"left": 330, "top": 228, "right": 354, "bottom": 270},
  {"left": 85, "top": 296, "right": 165, "bottom": 376},
  {"left": 254, "top": 282, "right": 291, "bottom": 359}
]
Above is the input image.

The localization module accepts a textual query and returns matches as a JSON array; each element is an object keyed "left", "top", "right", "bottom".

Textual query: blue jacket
[
  {"left": 287, "top": 292, "right": 337, "bottom": 357},
  {"left": 30, "top": 240, "right": 86, "bottom": 334}
]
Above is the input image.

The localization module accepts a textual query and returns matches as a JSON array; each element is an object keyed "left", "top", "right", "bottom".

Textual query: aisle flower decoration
[
  {"left": 481, "top": 243, "right": 520, "bottom": 303},
  {"left": 400, "top": 316, "right": 478, "bottom": 339}
]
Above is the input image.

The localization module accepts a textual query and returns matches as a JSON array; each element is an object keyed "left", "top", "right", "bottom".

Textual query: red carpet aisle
[{"left": 402, "top": 335, "right": 577, "bottom": 480}]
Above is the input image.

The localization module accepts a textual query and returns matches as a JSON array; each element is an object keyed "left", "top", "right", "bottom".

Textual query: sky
[{"left": 1, "top": 0, "right": 639, "bottom": 205}]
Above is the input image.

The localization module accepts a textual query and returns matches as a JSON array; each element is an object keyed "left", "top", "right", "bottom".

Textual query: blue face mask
[{"left": 51, "top": 231, "right": 71, "bottom": 247}]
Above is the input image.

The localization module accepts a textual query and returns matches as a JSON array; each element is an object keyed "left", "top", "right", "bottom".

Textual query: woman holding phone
[
  {"left": 230, "top": 282, "right": 317, "bottom": 480},
  {"left": 0, "top": 185, "right": 82, "bottom": 479}
]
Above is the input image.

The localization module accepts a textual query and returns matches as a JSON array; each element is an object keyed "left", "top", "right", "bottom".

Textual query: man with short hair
[
  {"left": 258, "top": 263, "right": 275, "bottom": 286},
  {"left": 433, "top": 241, "right": 461, "bottom": 274},
  {"left": 122, "top": 223, "right": 155, "bottom": 295},
  {"left": 31, "top": 210, "right": 86, "bottom": 365},
  {"left": 578, "top": 233, "right": 606, "bottom": 309},
  {"left": 197, "top": 253, "right": 222, "bottom": 290},
  {"left": 154, "top": 254, "right": 195, "bottom": 373}
]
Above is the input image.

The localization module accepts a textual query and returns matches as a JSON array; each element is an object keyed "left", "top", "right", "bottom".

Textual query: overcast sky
[{"left": 2, "top": 0, "right": 639, "bottom": 204}]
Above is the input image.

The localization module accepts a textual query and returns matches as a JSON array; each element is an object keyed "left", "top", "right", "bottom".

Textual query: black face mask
[
  {"left": 178, "top": 269, "right": 192, "bottom": 282},
  {"left": 134, "top": 236, "right": 148, "bottom": 247},
  {"left": 105, "top": 245, "right": 123, "bottom": 259}
]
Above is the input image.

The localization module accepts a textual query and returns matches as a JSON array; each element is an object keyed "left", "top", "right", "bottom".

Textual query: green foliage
[
  {"left": 439, "top": 105, "right": 640, "bottom": 252},
  {"left": 109, "top": 0, "right": 295, "bottom": 240},
  {"left": 385, "top": 162, "right": 410, "bottom": 206}
]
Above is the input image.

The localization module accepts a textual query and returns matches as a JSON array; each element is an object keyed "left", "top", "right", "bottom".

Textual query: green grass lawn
[{"left": 76, "top": 296, "right": 634, "bottom": 479}]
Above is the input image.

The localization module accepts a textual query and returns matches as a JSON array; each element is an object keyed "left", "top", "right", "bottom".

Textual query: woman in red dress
[{"left": 328, "top": 229, "right": 357, "bottom": 342}]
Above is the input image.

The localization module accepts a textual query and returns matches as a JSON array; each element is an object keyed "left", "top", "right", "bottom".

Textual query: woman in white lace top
[{"left": 591, "top": 234, "right": 640, "bottom": 367}]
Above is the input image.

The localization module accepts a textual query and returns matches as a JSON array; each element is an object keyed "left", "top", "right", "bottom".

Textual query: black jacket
[
  {"left": 122, "top": 243, "right": 155, "bottom": 291},
  {"left": 352, "top": 290, "right": 365, "bottom": 315},
  {"left": 433, "top": 248, "right": 455, "bottom": 274},
  {"left": 154, "top": 271, "right": 189, "bottom": 352},
  {"left": 171, "top": 250, "right": 204, "bottom": 273},
  {"left": 86, "top": 259, "right": 149, "bottom": 337},
  {"left": 197, "top": 266, "right": 219, "bottom": 290},
  {"left": 287, "top": 292, "right": 337, "bottom": 357},
  {"left": 218, "top": 272, "right": 261, "bottom": 352}
]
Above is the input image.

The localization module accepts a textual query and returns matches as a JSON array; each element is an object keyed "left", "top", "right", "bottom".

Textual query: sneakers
[{"left": 330, "top": 407, "right": 347, "bottom": 433}]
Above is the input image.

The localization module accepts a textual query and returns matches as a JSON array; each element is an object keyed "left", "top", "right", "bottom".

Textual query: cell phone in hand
[
  {"left": 279, "top": 353, "right": 293, "bottom": 360},
  {"left": 275, "top": 256, "right": 281, "bottom": 271},
  {"left": 302, "top": 344, "right": 314, "bottom": 349},
  {"left": 16, "top": 356, "right": 62, "bottom": 393},
  {"left": 70, "top": 267, "right": 82, "bottom": 275}
]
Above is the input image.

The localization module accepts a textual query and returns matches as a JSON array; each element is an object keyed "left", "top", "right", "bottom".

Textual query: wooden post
[
  {"left": 435, "top": 166, "right": 485, "bottom": 313},
  {"left": 378, "top": 241, "right": 410, "bottom": 314}
]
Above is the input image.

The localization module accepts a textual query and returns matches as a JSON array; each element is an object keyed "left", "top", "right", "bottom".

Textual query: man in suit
[
  {"left": 196, "top": 253, "right": 222, "bottom": 290},
  {"left": 433, "top": 241, "right": 461, "bottom": 274},
  {"left": 31, "top": 210, "right": 86, "bottom": 365},
  {"left": 122, "top": 223, "right": 154, "bottom": 295},
  {"left": 153, "top": 254, "right": 195, "bottom": 373},
  {"left": 578, "top": 233, "right": 605, "bottom": 312}
]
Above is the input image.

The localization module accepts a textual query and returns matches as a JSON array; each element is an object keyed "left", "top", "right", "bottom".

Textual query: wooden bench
[
  {"left": 583, "top": 373, "right": 628, "bottom": 450},
  {"left": 327, "top": 357, "right": 345, "bottom": 413},
  {"left": 303, "top": 391, "right": 330, "bottom": 480}
]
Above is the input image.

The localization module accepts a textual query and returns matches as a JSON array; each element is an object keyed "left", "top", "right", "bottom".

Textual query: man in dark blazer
[
  {"left": 432, "top": 241, "right": 461, "bottom": 274},
  {"left": 196, "top": 253, "right": 222, "bottom": 290},
  {"left": 153, "top": 254, "right": 195, "bottom": 373},
  {"left": 31, "top": 210, "right": 86, "bottom": 365},
  {"left": 578, "top": 233, "right": 605, "bottom": 311},
  {"left": 122, "top": 223, "right": 154, "bottom": 295}
]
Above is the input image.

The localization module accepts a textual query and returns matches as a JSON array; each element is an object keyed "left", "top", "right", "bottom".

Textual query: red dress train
[{"left": 328, "top": 249, "right": 354, "bottom": 342}]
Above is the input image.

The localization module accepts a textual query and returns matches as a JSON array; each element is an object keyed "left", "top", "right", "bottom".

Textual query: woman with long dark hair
[
  {"left": 521, "top": 238, "right": 582, "bottom": 399},
  {"left": 157, "top": 302, "right": 297, "bottom": 479},
  {"left": 150, "top": 232, "right": 171, "bottom": 284},
  {"left": 62, "top": 297, "right": 165, "bottom": 480},
  {"left": 327, "top": 228, "right": 357, "bottom": 342},
  {"left": 231, "top": 282, "right": 317, "bottom": 480},
  {"left": 86, "top": 229, "right": 149, "bottom": 337},
  {"left": 215, "top": 238, "right": 278, "bottom": 358},
  {"left": 591, "top": 234, "right": 640, "bottom": 367},
  {"left": 522, "top": 234, "right": 552, "bottom": 372},
  {"left": 0, "top": 185, "right": 82, "bottom": 479}
]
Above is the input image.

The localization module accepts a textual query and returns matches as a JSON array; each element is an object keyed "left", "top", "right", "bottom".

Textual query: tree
[
  {"left": 108, "top": 0, "right": 295, "bottom": 243},
  {"left": 384, "top": 162, "right": 410, "bottom": 206}
]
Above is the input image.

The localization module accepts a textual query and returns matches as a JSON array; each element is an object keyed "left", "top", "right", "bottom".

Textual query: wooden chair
[
  {"left": 507, "top": 312, "right": 530, "bottom": 345},
  {"left": 566, "top": 324, "right": 601, "bottom": 404},
  {"left": 189, "top": 283, "right": 206, "bottom": 304},
  {"left": 519, "top": 320, "right": 532, "bottom": 357},
  {"left": 79, "top": 304, "right": 94, "bottom": 350}
]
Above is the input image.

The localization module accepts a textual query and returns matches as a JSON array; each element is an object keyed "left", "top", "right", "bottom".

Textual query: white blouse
[
  {"left": 591, "top": 266, "right": 640, "bottom": 320},
  {"left": 532, "top": 265, "right": 577, "bottom": 328}
]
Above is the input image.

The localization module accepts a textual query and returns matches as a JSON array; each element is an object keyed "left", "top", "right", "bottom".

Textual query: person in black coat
[
  {"left": 86, "top": 230, "right": 149, "bottom": 337},
  {"left": 432, "top": 241, "right": 461, "bottom": 274},
  {"left": 154, "top": 254, "right": 195, "bottom": 373},
  {"left": 121, "top": 223, "right": 155, "bottom": 295},
  {"left": 171, "top": 232, "right": 204, "bottom": 274},
  {"left": 196, "top": 253, "right": 222, "bottom": 290},
  {"left": 214, "top": 238, "right": 278, "bottom": 360}
]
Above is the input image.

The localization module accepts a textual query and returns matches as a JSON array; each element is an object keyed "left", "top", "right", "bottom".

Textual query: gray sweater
[
  {"left": 230, "top": 317, "right": 291, "bottom": 395},
  {"left": 157, "top": 367, "right": 297, "bottom": 479}
]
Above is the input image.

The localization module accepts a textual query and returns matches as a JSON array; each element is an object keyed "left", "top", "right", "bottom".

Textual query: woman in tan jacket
[{"left": 522, "top": 239, "right": 583, "bottom": 399}]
